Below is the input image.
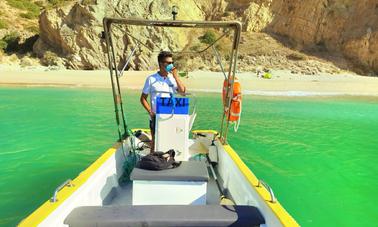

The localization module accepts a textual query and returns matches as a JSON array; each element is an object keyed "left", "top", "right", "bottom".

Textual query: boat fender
[
  {"left": 135, "top": 130, "right": 152, "bottom": 141},
  {"left": 135, "top": 130, "right": 152, "bottom": 149},
  {"left": 208, "top": 141, "right": 218, "bottom": 164}
]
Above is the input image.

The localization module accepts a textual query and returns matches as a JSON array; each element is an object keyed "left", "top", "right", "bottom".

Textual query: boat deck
[
  {"left": 104, "top": 163, "right": 223, "bottom": 206},
  {"left": 100, "top": 139, "right": 227, "bottom": 206},
  {"left": 61, "top": 140, "right": 269, "bottom": 227}
]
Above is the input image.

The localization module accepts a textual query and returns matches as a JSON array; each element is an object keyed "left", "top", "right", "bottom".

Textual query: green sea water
[{"left": 0, "top": 87, "right": 378, "bottom": 226}]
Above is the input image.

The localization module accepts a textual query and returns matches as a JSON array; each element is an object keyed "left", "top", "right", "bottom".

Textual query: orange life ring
[{"left": 222, "top": 77, "right": 242, "bottom": 122}]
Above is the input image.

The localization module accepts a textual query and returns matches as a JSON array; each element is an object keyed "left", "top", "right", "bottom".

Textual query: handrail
[
  {"left": 258, "top": 180, "right": 277, "bottom": 203},
  {"left": 103, "top": 18, "right": 242, "bottom": 52},
  {"left": 116, "top": 24, "right": 231, "bottom": 55},
  {"left": 50, "top": 179, "right": 73, "bottom": 203},
  {"left": 152, "top": 91, "right": 197, "bottom": 122}
]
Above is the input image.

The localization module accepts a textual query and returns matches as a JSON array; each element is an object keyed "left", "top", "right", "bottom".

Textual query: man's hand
[
  {"left": 172, "top": 67, "right": 178, "bottom": 77},
  {"left": 171, "top": 67, "right": 186, "bottom": 94}
]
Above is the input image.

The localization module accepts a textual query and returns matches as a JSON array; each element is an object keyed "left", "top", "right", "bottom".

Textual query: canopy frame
[{"left": 102, "top": 18, "right": 242, "bottom": 144}]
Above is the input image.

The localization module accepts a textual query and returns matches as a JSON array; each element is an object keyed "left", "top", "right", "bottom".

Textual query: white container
[
  {"left": 155, "top": 114, "right": 190, "bottom": 161},
  {"left": 208, "top": 145, "right": 219, "bottom": 163}
]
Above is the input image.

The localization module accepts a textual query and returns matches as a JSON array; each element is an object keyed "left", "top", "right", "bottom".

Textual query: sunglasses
[{"left": 162, "top": 61, "right": 174, "bottom": 64}]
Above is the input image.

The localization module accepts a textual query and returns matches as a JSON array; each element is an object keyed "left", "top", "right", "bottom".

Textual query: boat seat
[
  {"left": 64, "top": 205, "right": 265, "bottom": 227},
  {"left": 130, "top": 161, "right": 209, "bottom": 182}
]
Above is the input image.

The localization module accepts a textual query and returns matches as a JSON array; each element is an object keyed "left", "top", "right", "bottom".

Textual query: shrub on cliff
[
  {"left": 199, "top": 31, "right": 217, "bottom": 45},
  {"left": 41, "top": 51, "right": 60, "bottom": 66},
  {"left": 1, "top": 32, "right": 20, "bottom": 52},
  {"left": 6, "top": 0, "right": 40, "bottom": 19},
  {"left": 0, "top": 19, "right": 8, "bottom": 29}
]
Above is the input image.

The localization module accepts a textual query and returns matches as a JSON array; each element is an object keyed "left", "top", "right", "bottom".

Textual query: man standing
[{"left": 140, "top": 51, "right": 186, "bottom": 153}]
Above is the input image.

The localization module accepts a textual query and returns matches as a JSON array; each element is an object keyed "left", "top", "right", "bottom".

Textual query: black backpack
[{"left": 138, "top": 149, "right": 181, "bottom": 170}]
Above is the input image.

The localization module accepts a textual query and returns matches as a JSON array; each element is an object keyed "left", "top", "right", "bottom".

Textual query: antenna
[{"left": 172, "top": 5, "right": 178, "bottom": 20}]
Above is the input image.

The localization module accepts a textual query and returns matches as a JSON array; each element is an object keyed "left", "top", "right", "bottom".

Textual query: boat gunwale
[
  {"left": 222, "top": 143, "right": 300, "bottom": 227},
  {"left": 19, "top": 129, "right": 299, "bottom": 227},
  {"left": 193, "top": 129, "right": 299, "bottom": 227},
  {"left": 18, "top": 142, "right": 121, "bottom": 226}
]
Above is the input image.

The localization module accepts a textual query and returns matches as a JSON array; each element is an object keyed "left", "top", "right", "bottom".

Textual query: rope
[
  {"left": 233, "top": 99, "right": 242, "bottom": 132},
  {"left": 120, "top": 128, "right": 141, "bottom": 183}
]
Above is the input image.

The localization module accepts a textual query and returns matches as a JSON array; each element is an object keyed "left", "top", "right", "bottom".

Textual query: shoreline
[
  {"left": 1, "top": 68, "right": 378, "bottom": 97},
  {"left": 2, "top": 85, "right": 377, "bottom": 97}
]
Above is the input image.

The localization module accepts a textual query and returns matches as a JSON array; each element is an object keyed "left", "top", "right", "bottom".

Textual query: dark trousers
[{"left": 149, "top": 115, "right": 156, "bottom": 136}]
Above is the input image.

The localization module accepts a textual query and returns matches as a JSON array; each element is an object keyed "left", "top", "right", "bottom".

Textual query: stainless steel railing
[
  {"left": 258, "top": 180, "right": 277, "bottom": 203},
  {"left": 50, "top": 179, "right": 73, "bottom": 203}
]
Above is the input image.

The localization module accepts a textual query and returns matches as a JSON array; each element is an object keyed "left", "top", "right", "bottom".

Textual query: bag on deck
[{"left": 138, "top": 149, "right": 181, "bottom": 170}]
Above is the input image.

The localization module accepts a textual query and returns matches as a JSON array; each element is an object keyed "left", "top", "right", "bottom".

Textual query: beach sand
[{"left": 1, "top": 67, "right": 378, "bottom": 96}]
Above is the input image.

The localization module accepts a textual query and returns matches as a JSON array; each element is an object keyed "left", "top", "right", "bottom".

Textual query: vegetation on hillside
[
  {"left": 6, "top": 0, "right": 40, "bottom": 19},
  {"left": 0, "top": 32, "right": 20, "bottom": 52},
  {"left": 0, "top": 19, "right": 8, "bottom": 29},
  {"left": 198, "top": 31, "right": 217, "bottom": 45},
  {"left": 0, "top": 0, "right": 73, "bottom": 30},
  {"left": 0, "top": 0, "right": 73, "bottom": 57}
]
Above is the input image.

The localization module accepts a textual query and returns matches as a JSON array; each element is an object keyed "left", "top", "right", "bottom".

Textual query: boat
[{"left": 18, "top": 15, "right": 299, "bottom": 227}]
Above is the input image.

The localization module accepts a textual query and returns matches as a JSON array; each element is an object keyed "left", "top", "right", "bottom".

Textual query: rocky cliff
[
  {"left": 33, "top": 0, "right": 204, "bottom": 69},
  {"left": 31, "top": 0, "right": 377, "bottom": 74},
  {"left": 268, "top": 0, "right": 378, "bottom": 74}
]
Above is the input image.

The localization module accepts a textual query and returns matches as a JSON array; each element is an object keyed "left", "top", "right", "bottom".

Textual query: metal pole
[
  {"left": 212, "top": 45, "right": 227, "bottom": 80},
  {"left": 223, "top": 26, "right": 241, "bottom": 143},
  {"left": 119, "top": 44, "right": 139, "bottom": 78},
  {"left": 110, "top": 33, "right": 128, "bottom": 137},
  {"left": 219, "top": 34, "right": 236, "bottom": 143},
  {"left": 103, "top": 20, "right": 123, "bottom": 142}
]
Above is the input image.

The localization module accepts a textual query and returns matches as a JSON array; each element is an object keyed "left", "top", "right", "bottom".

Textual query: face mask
[{"left": 165, "top": 63, "right": 174, "bottom": 73}]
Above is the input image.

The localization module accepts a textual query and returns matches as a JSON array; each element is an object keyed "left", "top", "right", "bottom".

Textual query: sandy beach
[{"left": 1, "top": 67, "right": 378, "bottom": 96}]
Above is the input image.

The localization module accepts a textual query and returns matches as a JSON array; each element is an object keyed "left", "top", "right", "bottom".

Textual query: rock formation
[
  {"left": 32, "top": 0, "right": 378, "bottom": 74},
  {"left": 267, "top": 0, "right": 378, "bottom": 74},
  {"left": 33, "top": 0, "right": 204, "bottom": 69}
]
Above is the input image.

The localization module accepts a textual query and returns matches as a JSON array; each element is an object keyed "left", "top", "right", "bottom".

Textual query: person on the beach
[{"left": 140, "top": 51, "right": 186, "bottom": 153}]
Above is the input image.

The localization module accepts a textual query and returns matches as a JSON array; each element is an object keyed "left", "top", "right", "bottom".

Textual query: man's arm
[
  {"left": 140, "top": 93, "right": 154, "bottom": 117},
  {"left": 172, "top": 68, "right": 186, "bottom": 94}
]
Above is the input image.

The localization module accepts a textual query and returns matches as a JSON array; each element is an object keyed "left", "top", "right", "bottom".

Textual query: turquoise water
[{"left": 0, "top": 87, "right": 378, "bottom": 226}]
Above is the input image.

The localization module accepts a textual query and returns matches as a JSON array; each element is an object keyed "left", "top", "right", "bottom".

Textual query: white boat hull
[{"left": 18, "top": 130, "right": 298, "bottom": 227}]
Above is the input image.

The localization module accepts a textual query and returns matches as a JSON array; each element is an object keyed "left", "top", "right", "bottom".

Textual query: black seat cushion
[
  {"left": 64, "top": 205, "right": 265, "bottom": 227},
  {"left": 130, "top": 161, "right": 209, "bottom": 182}
]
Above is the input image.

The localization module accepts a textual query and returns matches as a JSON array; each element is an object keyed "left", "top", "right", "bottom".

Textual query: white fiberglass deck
[
  {"left": 19, "top": 132, "right": 297, "bottom": 227},
  {"left": 102, "top": 140, "right": 224, "bottom": 207}
]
